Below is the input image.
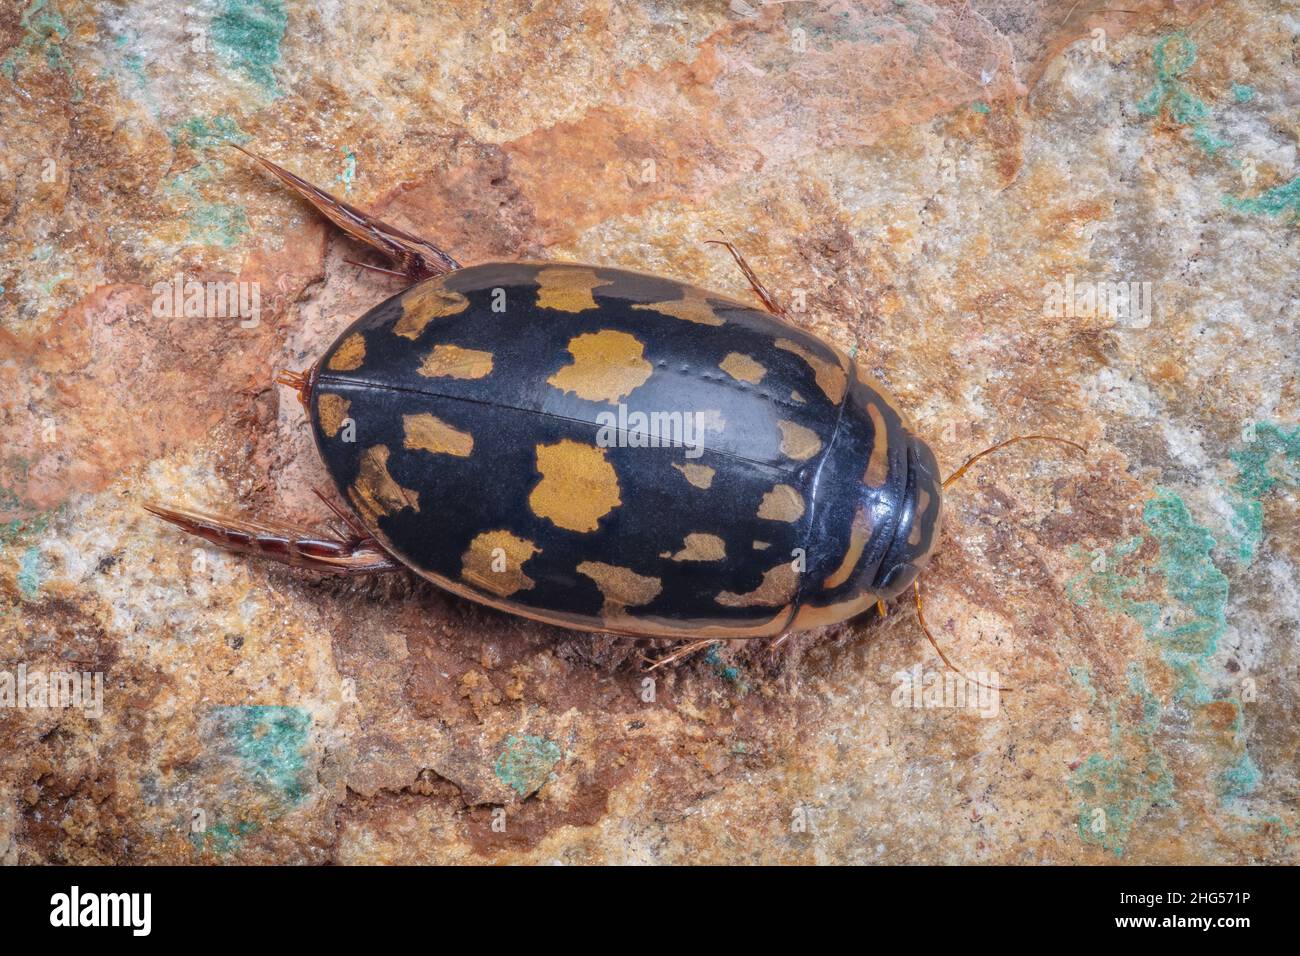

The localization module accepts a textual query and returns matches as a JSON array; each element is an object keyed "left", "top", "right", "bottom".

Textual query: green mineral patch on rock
[
  {"left": 211, "top": 0, "right": 288, "bottom": 93},
  {"left": 1137, "top": 33, "right": 1229, "bottom": 156},
  {"left": 494, "top": 734, "right": 561, "bottom": 797},
  {"left": 1228, "top": 422, "right": 1300, "bottom": 563},
  {"left": 1070, "top": 665, "right": 1175, "bottom": 857},
  {"left": 211, "top": 704, "right": 313, "bottom": 804}
]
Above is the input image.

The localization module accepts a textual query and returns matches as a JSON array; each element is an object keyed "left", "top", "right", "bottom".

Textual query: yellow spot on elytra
[
  {"left": 864, "top": 403, "right": 890, "bottom": 487},
  {"left": 577, "top": 561, "right": 662, "bottom": 620},
  {"left": 662, "top": 533, "right": 726, "bottom": 562},
  {"left": 823, "top": 505, "right": 873, "bottom": 590},
  {"left": 394, "top": 285, "right": 469, "bottom": 340},
  {"left": 777, "top": 420, "right": 822, "bottom": 460},
  {"left": 460, "top": 530, "right": 540, "bottom": 598},
  {"left": 757, "top": 484, "right": 804, "bottom": 523},
  {"left": 403, "top": 412, "right": 473, "bottom": 458},
  {"left": 535, "top": 267, "right": 612, "bottom": 312},
  {"left": 673, "top": 462, "right": 715, "bottom": 489},
  {"left": 547, "top": 330, "right": 653, "bottom": 403},
  {"left": 417, "top": 344, "right": 494, "bottom": 380},
  {"left": 790, "top": 390, "right": 806, "bottom": 404},
  {"left": 329, "top": 332, "right": 366, "bottom": 371},
  {"left": 317, "top": 394, "right": 350, "bottom": 438},
  {"left": 753, "top": 540, "right": 770, "bottom": 550},
  {"left": 776, "top": 338, "right": 847, "bottom": 404},
  {"left": 529, "top": 440, "right": 622, "bottom": 532},
  {"left": 908, "top": 488, "right": 931, "bottom": 546},
  {"left": 716, "top": 561, "right": 799, "bottom": 607},
  {"left": 719, "top": 352, "right": 766, "bottom": 384},
  {"left": 631, "top": 287, "right": 723, "bottom": 326},
  {"left": 348, "top": 445, "right": 419, "bottom": 520}
]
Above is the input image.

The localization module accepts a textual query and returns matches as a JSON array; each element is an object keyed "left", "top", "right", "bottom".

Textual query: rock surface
[{"left": 0, "top": 0, "right": 1296, "bottom": 864}]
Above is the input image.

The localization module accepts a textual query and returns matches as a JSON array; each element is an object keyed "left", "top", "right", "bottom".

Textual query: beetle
[{"left": 147, "top": 147, "right": 1081, "bottom": 672}]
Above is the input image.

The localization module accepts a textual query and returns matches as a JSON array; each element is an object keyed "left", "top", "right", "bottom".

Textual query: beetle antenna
[
  {"left": 912, "top": 579, "right": 1010, "bottom": 693},
  {"left": 943, "top": 434, "right": 1086, "bottom": 489},
  {"left": 917, "top": 433, "right": 1088, "bottom": 692},
  {"left": 345, "top": 257, "right": 408, "bottom": 278}
]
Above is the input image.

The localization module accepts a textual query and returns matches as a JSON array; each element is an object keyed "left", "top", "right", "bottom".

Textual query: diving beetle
[{"left": 147, "top": 146, "right": 1081, "bottom": 671}]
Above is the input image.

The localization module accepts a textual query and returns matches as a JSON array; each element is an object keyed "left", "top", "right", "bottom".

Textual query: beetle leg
[
  {"left": 704, "top": 238, "right": 785, "bottom": 317},
  {"left": 643, "top": 638, "right": 723, "bottom": 671},
  {"left": 143, "top": 502, "right": 405, "bottom": 576},
  {"left": 232, "top": 144, "right": 461, "bottom": 281}
]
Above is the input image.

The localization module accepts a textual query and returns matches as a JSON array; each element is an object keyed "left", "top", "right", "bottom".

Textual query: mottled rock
[{"left": 0, "top": 0, "right": 1295, "bottom": 864}]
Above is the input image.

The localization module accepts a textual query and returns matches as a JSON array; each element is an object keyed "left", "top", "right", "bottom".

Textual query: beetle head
[
  {"left": 868, "top": 433, "right": 943, "bottom": 600},
  {"left": 795, "top": 372, "right": 943, "bottom": 628}
]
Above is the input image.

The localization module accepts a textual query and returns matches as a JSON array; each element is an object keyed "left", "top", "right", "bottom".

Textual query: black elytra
[{"left": 308, "top": 261, "right": 943, "bottom": 639}]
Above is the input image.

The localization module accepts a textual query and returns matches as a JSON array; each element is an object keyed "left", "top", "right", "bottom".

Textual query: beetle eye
[{"left": 879, "top": 562, "right": 916, "bottom": 594}]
